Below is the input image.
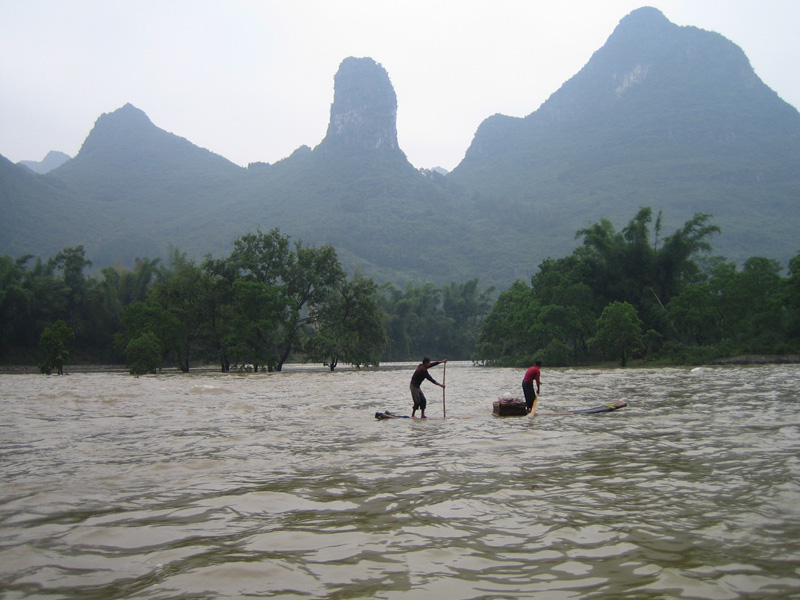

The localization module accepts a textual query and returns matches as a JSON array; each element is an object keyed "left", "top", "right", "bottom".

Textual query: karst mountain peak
[{"left": 317, "top": 57, "right": 402, "bottom": 155}]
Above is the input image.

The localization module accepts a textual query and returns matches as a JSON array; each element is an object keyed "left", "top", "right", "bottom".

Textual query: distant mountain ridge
[
  {"left": 0, "top": 154, "right": 104, "bottom": 260},
  {"left": 450, "top": 6, "right": 800, "bottom": 265},
  {"left": 51, "top": 103, "right": 242, "bottom": 206},
  {"left": 19, "top": 151, "right": 71, "bottom": 174},
  {"left": 1, "top": 7, "right": 798, "bottom": 287}
]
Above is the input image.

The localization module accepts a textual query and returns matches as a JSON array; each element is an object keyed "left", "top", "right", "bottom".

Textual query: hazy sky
[{"left": 2, "top": 0, "right": 798, "bottom": 171}]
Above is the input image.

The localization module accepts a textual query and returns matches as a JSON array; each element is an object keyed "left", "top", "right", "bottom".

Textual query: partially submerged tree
[
  {"left": 39, "top": 320, "right": 74, "bottom": 374},
  {"left": 125, "top": 332, "right": 163, "bottom": 375},
  {"left": 306, "top": 277, "right": 387, "bottom": 370}
]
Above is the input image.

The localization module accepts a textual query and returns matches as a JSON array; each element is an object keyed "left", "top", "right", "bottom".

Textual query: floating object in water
[
  {"left": 492, "top": 397, "right": 628, "bottom": 417},
  {"left": 375, "top": 411, "right": 410, "bottom": 420},
  {"left": 492, "top": 397, "right": 528, "bottom": 416},
  {"left": 537, "top": 401, "right": 628, "bottom": 415}
]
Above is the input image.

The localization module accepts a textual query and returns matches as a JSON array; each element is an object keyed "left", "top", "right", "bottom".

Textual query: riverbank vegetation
[
  {"left": 1, "top": 209, "right": 798, "bottom": 372},
  {"left": 477, "top": 208, "right": 800, "bottom": 366}
]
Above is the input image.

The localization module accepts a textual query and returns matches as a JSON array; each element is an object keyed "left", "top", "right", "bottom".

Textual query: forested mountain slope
[{"left": 450, "top": 6, "right": 800, "bottom": 265}]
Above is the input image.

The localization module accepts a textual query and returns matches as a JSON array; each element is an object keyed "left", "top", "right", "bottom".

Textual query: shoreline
[
  {"left": 2, "top": 355, "right": 799, "bottom": 374},
  {"left": 710, "top": 355, "right": 800, "bottom": 365}
]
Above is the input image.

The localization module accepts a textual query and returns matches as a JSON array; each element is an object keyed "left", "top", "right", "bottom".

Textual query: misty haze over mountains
[{"left": 2, "top": 7, "right": 799, "bottom": 288}]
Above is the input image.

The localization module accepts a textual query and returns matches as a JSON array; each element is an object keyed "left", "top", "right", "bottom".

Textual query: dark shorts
[{"left": 410, "top": 383, "right": 427, "bottom": 410}]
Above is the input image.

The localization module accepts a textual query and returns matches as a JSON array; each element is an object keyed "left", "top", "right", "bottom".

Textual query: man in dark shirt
[{"left": 410, "top": 357, "right": 447, "bottom": 418}]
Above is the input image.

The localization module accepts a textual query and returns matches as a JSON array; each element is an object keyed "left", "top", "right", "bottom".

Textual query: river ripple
[{"left": 1, "top": 362, "right": 799, "bottom": 599}]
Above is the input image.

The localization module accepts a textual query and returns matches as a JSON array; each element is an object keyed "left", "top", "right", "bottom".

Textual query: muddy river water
[{"left": 1, "top": 362, "right": 799, "bottom": 599}]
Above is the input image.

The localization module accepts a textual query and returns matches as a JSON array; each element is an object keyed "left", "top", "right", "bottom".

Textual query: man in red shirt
[
  {"left": 410, "top": 357, "right": 447, "bottom": 418},
  {"left": 522, "top": 360, "right": 542, "bottom": 413}
]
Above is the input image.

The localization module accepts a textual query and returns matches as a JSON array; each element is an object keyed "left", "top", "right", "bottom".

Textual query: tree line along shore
[{"left": 3, "top": 208, "right": 799, "bottom": 375}]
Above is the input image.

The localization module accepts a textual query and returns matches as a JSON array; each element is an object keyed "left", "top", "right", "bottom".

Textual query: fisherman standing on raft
[
  {"left": 410, "top": 357, "right": 447, "bottom": 418},
  {"left": 522, "top": 360, "right": 542, "bottom": 413}
]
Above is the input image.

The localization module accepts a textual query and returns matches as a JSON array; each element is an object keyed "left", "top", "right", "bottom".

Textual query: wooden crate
[{"left": 493, "top": 397, "right": 528, "bottom": 416}]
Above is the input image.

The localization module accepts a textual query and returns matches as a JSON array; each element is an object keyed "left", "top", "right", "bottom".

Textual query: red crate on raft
[{"left": 493, "top": 397, "right": 528, "bottom": 416}]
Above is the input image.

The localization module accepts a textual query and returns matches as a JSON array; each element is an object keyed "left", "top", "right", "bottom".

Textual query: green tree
[
  {"left": 147, "top": 250, "right": 205, "bottom": 372},
  {"left": 785, "top": 253, "right": 800, "bottom": 346},
  {"left": 226, "top": 278, "right": 284, "bottom": 372},
  {"left": 39, "top": 320, "right": 74, "bottom": 374},
  {"left": 306, "top": 277, "right": 387, "bottom": 370},
  {"left": 125, "top": 332, "right": 163, "bottom": 375},
  {"left": 738, "top": 257, "right": 784, "bottom": 352},
  {"left": 275, "top": 242, "right": 346, "bottom": 370},
  {"left": 229, "top": 228, "right": 290, "bottom": 284},
  {"left": 529, "top": 255, "right": 598, "bottom": 364},
  {"left": 114, "top": 301, "right": 177, "bottom": 365},
  {"left": 476, "top": 280, "right": 538, "bottom": 365},
  {"left": 378, "top": 283, "right": 413, "bottom": 361},
  {"left": 666, "top": 283, "right": 720, "bottom": 346},
  {"left": 653, "top": 212, "right": 719, "bottom": 299},
  {"left": 591, "top": 301, "right": 644, "bottom": 366},
  {"left": 380, "top": 282, "right": 448, "bottom": 361},
  {"left": 196, "top": 257, "right": 238, "bottom": 372},
  {"left": 710, "top": 257, "right": 784, "bottom": 353},
  {"left": 475, "top": 208, "right": 719, "bottom": 366},
  {"left": 48, "top": 246, "right": 93, "bottom": 331},
  {"left": 575, "top": 208, "right": 718, "bottom": 334},
  {"left": 441, "top": 278, "right": 495, "bottom": 359},
  {"left": 477, "top": 255, "right": 599, "bottom": 366},
  {"left": 101, "top": 257, "right": 161, "bottom": 306},
  {"left": 0, "top": 255, "right": 35, "bottom": 357}
]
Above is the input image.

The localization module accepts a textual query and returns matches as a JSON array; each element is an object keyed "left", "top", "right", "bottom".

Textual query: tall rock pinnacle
[{"left": 318, "top": 57, "right": 400, "bottom": 153}]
